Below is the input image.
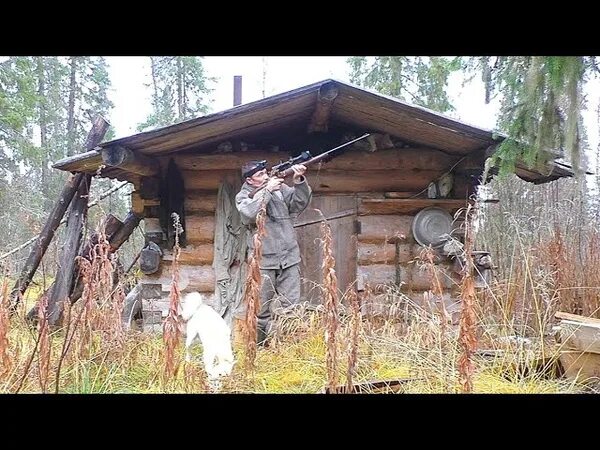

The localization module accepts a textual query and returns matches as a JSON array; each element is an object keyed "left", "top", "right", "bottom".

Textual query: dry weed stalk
[
  {"left": 243, "top": 197, "right": 268, "bottom": 374},
  {"left": 163, "top": 212, "right": 184, "bottom": 380},
  {"left": 0, "top": 270, "right": 11, "bottom": 379},
  {"left": 321, "top": 218, "right": 339, "bottom": 392},
  {"left": 37, "top": 294, "right": 50, "bottom": 393},
  {"left": 419, "top": 246, "right": 451, "bottom": 331},
  {"left": 457, "top": 205, "right": 478, "bottom": 393},
  {"left": 346, "top": 286, "right": 360, "bottom": 392}
]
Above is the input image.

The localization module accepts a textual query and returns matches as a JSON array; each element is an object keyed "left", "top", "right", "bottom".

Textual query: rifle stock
[{"left": 247, "top": 133, "right": 370, "bottom": 199}]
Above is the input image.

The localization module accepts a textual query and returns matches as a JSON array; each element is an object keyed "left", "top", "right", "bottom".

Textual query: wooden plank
[
  {"left": 558, "top": 351, "right": 600, "bottom": 382},
  {"left": 357, "top": 215, "right": 414, "bottom": 244},
  {"left": 295, "top": 195, "right": 357, "bottom": 305},
  {"left": 357, "top": 242, "right": 417, "bottom": 265},
  {"left": 558, "top": 319, "right": 600, "bottom": 354},
  {"left": 306, "top": 169, "right": 444, "bottom": 194},
  {"left": 555, "top": 311, "right": 600, "bottom": 326},
  {"left": 162, "top": 244, "right": 214, "bottom": 265},
  {"left": 143, "top": 264, "right": 215, "bottom": 293},
  {"left": 359, "top": 198, "right": 467, "bottom": 215}
]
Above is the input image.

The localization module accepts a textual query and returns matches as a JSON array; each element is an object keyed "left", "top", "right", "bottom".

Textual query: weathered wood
[
  {"left": 101, "top": 145, "right": 160, "bottom": 177},
  {"left": 28, "top": 209, "right": 142, "bottom": 324},
  {"left": 296, "top": 195, "right": 357, "bottom": 305},
  {"left": 184, "top": 191, "right": 218, "bottom": 214},
  {"left": 558, "top": 350, "right": 600, "bottom": 382},
  {"left": 558, "top": 319, "right": 600, "bottom": 354},
  {"left": 143, "top": 264, "right": 215, "bottom": 293},
  {"left": 358, "top": 263, "right": 455, "bottom": 292},
  {"left": 10, "top": 116, "right": 109, "bottom": 309},
  {"left": 109, "top": 211, "right": 142, "bottom": 251},
  {"left": 383, "top": 192, "right": 420, "bottom": 198},
  {"left": 47, "top": 173, "right": 92, "bottom": 326},
  {"left": 293, "top": 209, "right": 356, "bottom": 228},
  {"left": 79, "top": 214, "right": 123, "bottom": 258},
  {"left": 555, "top": 311, "right": 600, "bottom": 326},
  {"left": 359, "top": 198, "right": 467, "bottom": 215},
  {"left": 307, "top": 81, "right": 338, "bottom": 133},
  {"left": 357, "top": 242, "right": 416, "bottom": 265},
  {"left": 131, "top": 192, "right": 145, "bottom": 215},
  {"left": 174, "top": 147, "right": 456, "bottom": 173},
  {"left": 357, "top": 215, "right": 414, "bottom": 244},
  {"left": 306, "top": 169, "right": 444, "bottom": 193},
  {"left": 185, "top": 216, "right": 215, "bottom": 244},
  {"left": 162, "top": 244, "right": 214, "bottom": 265},
  {"left": 182, "top": 169, "right": 238, "bottom": 191},
  {"left": 139, "top": 176, "right": 161, "bottom": 199}
]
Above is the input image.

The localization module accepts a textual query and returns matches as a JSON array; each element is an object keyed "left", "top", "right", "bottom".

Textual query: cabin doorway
[{"left": 294, "top": 195, "right": 357, "bottom": 305}]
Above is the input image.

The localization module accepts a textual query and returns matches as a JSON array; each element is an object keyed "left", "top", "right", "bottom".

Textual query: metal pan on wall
[{"left": 412, "top": 207, "right": 454, "bottom": 249}]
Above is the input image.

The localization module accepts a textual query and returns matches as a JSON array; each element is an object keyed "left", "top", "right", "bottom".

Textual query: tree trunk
[{"left": 66, "top": 57, "right": 78, "bottom": 157}]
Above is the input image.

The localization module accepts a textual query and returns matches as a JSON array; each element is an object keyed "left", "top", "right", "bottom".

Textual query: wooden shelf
[{"left": 358, "top": 198, "right": 469, "bottom": 215}]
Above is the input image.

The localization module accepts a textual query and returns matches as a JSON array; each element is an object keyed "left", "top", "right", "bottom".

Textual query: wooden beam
[
  {"left": 101, "top": 145, "right": 160, "bottom": 177},
  {"left": 359, "top": 198, "right": 468, "bottom": 215},
  {"left": 558, "top": 319, "right": 600, "bottom": 354},
  {"left": 555, "top": 311, "right": 600, "bottom": 326},
  {"left": 307, "top": 81, "right": 339, "bottom": 133}
]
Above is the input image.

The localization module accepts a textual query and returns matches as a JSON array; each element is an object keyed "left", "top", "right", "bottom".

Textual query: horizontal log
[
  {"left": 182, "top": 169, "right": 238, "bottom": 191},
  {"left": 358, "top": 263, "right": 456, "bottom": 292},
  {"left": 359, "top": 198, "right": 468, "bottom": 215},
  {"left": 102, "top": 145, "right": 160, "bottom": 177},
  {"left": 357, "top": 242, "right": 417, "bottom": 265},
  {"left": 163, "top": 243, "right": 214, "bottom": 265},
  {"left": 306, "top": 169, "right": 443, "bottom": 193},
  {"left": 142, "top": 264, "right": 215, "bottom": 293},
  {"left": 172, "top": 147, "right": 456, "bottom": 172},
  {"left": 184, "top": 216, "right": 215, "bottom": 244},
  {"left": 185, "top": 191, "right": 217, "bottom": 214},
  {"left": 357, "top": 215, "right": 414, "bottom": 244}
]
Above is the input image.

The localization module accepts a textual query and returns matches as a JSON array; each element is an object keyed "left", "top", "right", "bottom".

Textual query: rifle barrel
[{"left": 248, "top": 133, "right": 371, "bottom": 198}]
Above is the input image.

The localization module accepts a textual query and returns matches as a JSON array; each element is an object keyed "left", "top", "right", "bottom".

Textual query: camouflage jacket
[{"left": 235, "top": 178, "right": 312, "bottom": 270}]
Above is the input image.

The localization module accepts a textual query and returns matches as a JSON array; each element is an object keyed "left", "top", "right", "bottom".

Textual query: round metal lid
[{"left": 412, "top": 207, "right": 453, "bottom": 248}]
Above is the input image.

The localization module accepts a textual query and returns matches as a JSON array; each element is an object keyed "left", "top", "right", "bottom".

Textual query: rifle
[{"left": 248, "top": 133, "right": 371, "bottom": 199}]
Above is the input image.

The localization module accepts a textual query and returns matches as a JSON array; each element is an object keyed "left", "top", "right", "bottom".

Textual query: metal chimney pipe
[{"left": 233, "top": 75, "right": 242, "bottom": 106}]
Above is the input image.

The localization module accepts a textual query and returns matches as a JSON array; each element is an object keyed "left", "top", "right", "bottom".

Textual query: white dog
[{"left": 180, "top": 292, "right": 234, "bottom": 382}]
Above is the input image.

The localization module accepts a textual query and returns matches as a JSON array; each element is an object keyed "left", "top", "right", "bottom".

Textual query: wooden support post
[
  {"left": 27, "top": 211, "right": 142, "bottom": 323},
  {"left": 10, "top": 116, "right": 109, "bottom": 311},
  {"left": 47, "top": 173, "right": 92, "bottom": 326}
]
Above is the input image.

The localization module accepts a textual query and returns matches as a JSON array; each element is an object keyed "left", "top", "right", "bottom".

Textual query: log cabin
[{"left": 53, "top": 79, "right": 575, "bottom": 330}]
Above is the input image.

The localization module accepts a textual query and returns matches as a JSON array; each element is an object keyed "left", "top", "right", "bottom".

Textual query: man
[{"left": 235, "top": 159, "right": 312, "bottom": 344}]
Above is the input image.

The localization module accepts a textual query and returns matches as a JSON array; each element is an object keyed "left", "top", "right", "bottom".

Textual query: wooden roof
[{"left": 53, "top": 79, "right": 575, "bottom": 185}]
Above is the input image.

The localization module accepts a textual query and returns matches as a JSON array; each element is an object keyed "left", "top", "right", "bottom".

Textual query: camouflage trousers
[{"left": 257, "top": 263, "right": 301, "bottom": 344}]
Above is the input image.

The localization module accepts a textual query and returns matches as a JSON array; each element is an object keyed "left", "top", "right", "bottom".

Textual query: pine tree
[{"left": 137, "top": 56, "right": 214, "bottom": 131}]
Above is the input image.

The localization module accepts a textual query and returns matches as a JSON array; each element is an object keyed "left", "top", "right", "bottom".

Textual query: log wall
[{"left": 132, "top": 146, "right": 475, "bottom": 330}]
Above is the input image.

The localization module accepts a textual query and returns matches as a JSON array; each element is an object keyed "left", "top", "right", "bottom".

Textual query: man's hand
[
  {"left": 291, "top": 164, "right": 307, "bottom": 183},
  {"left": 265, "top": 177, "right": 284, "bottom": 192}
]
